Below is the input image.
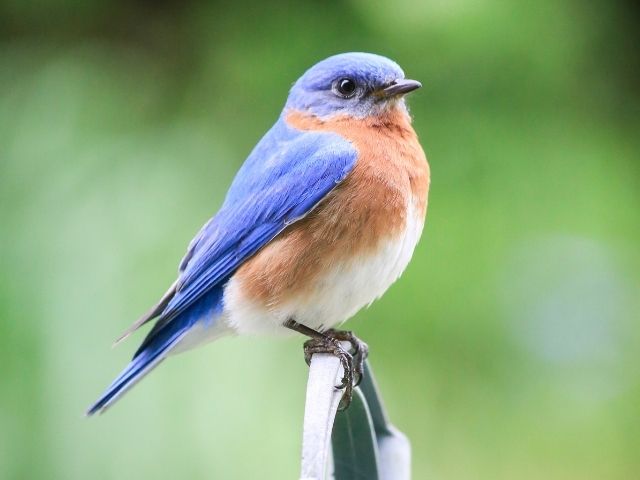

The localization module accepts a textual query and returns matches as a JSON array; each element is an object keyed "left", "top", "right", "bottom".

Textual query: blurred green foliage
[{"left": 1, "top": 0, "right": 638, "bottom": 478}]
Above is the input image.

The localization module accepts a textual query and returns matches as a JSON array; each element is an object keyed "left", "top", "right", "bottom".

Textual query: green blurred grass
[{"left": 1, "top": 1, "right": 639, "bottom": 478}]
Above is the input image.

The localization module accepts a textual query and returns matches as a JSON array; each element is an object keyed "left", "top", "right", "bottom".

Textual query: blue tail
[{"left": 87, "top": 286, "right": 223, "bottom": 415}]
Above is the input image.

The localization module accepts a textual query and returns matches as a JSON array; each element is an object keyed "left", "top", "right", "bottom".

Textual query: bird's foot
[
  {"left": 323, "top": 329, "right": 369, "bottom": 387},
  {"left": 303, "top": 329, "right": 369, "bottom": 410}
]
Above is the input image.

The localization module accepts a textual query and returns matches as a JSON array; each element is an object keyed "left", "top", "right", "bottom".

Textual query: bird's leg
[{"left": 283, "top": 319, "right": 368, "bottom": 410}]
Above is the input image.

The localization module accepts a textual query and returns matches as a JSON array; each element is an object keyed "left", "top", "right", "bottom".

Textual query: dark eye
[{"left": 334, "top": 78, "right": 357, "bottom": 98}]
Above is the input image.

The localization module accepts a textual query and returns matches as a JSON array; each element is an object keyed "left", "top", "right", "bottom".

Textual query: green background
[{"left": 1, "top": 1, "right": 638, "bottom": 478}]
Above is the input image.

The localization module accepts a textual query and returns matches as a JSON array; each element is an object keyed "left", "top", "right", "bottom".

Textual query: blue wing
[
  {"left": 87, "top": 118, "right": 357, "bottom": 414},
  {"left": 165, "top": 118, "right": 357, "bottom": 327}
]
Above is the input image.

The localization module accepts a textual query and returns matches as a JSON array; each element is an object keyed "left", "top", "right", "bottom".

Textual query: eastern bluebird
[{"left": 87, "top": 52, "right": 430, "bottom": 414}]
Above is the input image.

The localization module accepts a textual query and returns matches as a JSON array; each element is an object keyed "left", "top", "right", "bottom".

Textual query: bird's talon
[
  {"left": 324, "top": 329, "right": 369, "bottom": 387},
  {"left": 299, "top": 328, "right": 369, "bottom": 409},
  {"left": 337, "top": 383, "right": 354, "bottom": 410}
]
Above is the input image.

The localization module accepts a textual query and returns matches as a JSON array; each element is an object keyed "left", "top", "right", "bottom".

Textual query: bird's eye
[{"left": 334, "top": 78, "right": 357, "bottom": 98}]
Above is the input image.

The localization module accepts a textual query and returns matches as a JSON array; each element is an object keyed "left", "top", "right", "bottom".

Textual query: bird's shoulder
[
  {"left": 285, "top": 107, "right": 429, "bottom": 216},
  {"left": 175, "top": 115, "right": 358, "bottom": 283}
]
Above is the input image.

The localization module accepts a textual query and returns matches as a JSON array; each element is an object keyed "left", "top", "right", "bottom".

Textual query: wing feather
[{"left": 116, "top": 119, "right": 357, "bottom": 342}]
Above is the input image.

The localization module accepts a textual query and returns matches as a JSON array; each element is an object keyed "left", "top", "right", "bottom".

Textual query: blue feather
[
  {"left": 159, "top": 118, "right": 357, "bottom": 326},
  {"left": 86, "top": 286, "right": 224, "bottom": 415},
  {"left": 88, "top": 117, "right": 357, "bottom": 414}
]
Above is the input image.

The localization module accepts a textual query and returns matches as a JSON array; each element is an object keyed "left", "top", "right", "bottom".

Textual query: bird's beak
[{"left": 382, "top": 79, "right": 422, "bottom": 97}]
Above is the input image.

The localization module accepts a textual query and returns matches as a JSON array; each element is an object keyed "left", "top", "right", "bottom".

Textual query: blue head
[{"left": 285, "top": 52, "right": 421, "bottom": 119}]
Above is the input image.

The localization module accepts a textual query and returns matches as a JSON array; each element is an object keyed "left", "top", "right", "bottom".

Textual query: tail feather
[
  {"left": 87, "top": 285, "right": 224, "bottom": 416},
  {"left": 86, "top": 323, "right": 188, "bottom": 415},
  {"left": 113, "top": 280, "right": 178, "bottom": 346}
]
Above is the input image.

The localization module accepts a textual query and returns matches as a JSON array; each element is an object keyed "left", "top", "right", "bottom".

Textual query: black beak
[{"left": 382, "top": 79, "right": 422, "bottom": 97}]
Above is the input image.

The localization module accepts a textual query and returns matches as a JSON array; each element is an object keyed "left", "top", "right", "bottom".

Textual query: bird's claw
[
  {"left": 302, "top": 329, "right": 369, "bottom": 410},
  {"left": 324, "top": 329, "right": 369, "bottom": 387}
]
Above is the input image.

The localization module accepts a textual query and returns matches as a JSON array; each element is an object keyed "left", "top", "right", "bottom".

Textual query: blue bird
[{"left": 87, "top": 52, "right": 429, "bottom": 415}]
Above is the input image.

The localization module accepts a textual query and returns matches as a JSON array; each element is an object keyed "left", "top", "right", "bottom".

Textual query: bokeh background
[{"left": 1, "top": 1, "right": 639, "bottom": 478}]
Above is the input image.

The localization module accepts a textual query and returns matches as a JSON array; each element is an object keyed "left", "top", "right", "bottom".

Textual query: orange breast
[{"left": 233, "top": 107, "right": 430, "bottom": 305}]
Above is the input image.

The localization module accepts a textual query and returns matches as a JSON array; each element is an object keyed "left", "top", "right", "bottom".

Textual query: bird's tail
[
  {"left": 86, "top": 322, "right": 187, "bottom": 415},
  {"left": 86, "top": 286, "right": 224, "bottom": 415}
]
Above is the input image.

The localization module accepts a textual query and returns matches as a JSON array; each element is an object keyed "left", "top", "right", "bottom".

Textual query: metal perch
[{"left": 300, "top": 351, "right": 411, "bottom": 480}]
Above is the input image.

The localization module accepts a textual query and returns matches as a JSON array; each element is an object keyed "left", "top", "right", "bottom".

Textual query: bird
[{"left": 87, "top": 52, "right": 430, "bottom": 415}]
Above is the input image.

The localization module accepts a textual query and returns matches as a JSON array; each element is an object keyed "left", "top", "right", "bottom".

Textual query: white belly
[{"left": 221, "top": 201, "right": 425, "bottom": 336}]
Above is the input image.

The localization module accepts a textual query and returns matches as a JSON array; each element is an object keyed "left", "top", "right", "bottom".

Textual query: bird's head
[{"left": 285, "top": 52, "right": 421, "bottom": 120}]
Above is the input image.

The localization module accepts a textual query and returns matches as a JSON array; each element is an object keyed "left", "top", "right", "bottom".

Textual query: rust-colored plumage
[{"left": 234, "top": 106, "right": 430, "bottom": 305}]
